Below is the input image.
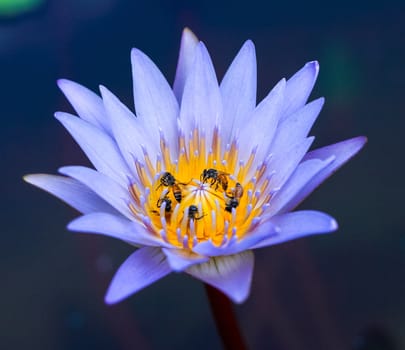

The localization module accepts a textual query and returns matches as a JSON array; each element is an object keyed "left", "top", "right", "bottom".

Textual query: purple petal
[
  {"left": 279, "top": 136, "right": 367, "bottom": 214},
  {"left": 270, "top": 97, "right": 324, "bottom": 158},
  {"left": 186, "top": 250, "right": 254, "bottom": 304},
  {"left": 266, "top": 156, "right": 335, "bottom": 216},
  {"left": 68, "top": 213, "right": 169, "bottom": 247},
  {"left": 131, "top": 48, "right": 179, "bottom": 153},
  {"left": 161, "top": 248, "right": 209, "bottom": 271},
  {"left": 105, "top": 247, "right": 171, "bottom": 304},
  {"left": 238, "top": 78, "right": 285, "bottom": 165},
  {"left": 192, "top": 220, "right": 278, "bottom": 257},
  {"left": 58, "top": 165, "right": 133, "bottom": 219},
  {"left": 99, "top": 85, "right": 156, "bottom": 168},
  {"left": 57, "top": 79, "right": 110, "bottom": 133},
  {"left": 23, "top": 174, "right": 118, "bottom": 215},
  {"left": 173, "top": 28, "right": 199, "bottom": 102},
  {"left": 55, "top": 112, "right": 130, "bottom": 184},
  {"left": 180, "top": 42, "right": 222, "bottom": 149},
  {"left": 252, "top": 210, "right": 337, "bottom": 249},
  {"left": 281, "top": 61, "right": 319, "bottom": 120},
  {"left": 220, "top": 40, "right": 257, "bottom": 144},
  {"left": 269, "top": 136, "right": 314, "bottom": 190}
]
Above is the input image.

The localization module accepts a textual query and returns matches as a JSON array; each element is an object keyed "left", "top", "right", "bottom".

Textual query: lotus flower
[{"left": 24, "top": 28, "right": 366, "bottom": 304}]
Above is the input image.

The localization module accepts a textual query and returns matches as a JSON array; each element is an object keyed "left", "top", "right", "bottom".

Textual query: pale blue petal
[
  {"left": 131, "top": 48, "right": 179, "bottom": 153},
  {"left": 220, "top": 40, "right": 257, "bottom": 144},
  {"left": 57, "top": 79, "right": 110, "bottom": 133},
  {"left": 100, "top": 85, "right": 156, "bottom": 168},
  {"left": 68, "top": 213, "right": 169, "bottom": 247},
  {"left": 161, "top": 248, "right": 209, "bottom": 272},
  {"left": 105, "top": 247, "right": 171, "bottom": 304},
  {"left": 58, "top": 165, "right": 133, "bottom": 219},
  {"left": 281, "top": 61, "right": 319, "bottom": 120},
  {"left": 279, "top": 136, "right": 367, "bottom": 214},
  {"left": 55, "top": 112, "right": 130, "bottom": 184},
  {"left": 270, "top": 136, "right": 314, "bottom": 190},
  {"left": 253, "top": 210, "right": 337, "bottom": 249},
  {"left": 192, "top": 221, "right": 278, "bottom": 257},
  {"left": 23, "top": 174, "right": 118, "bottom": 215},
  {"left": 270, "top": 97, "right": 324, "bottom": 158},
  {"left": 180, "top": 42, "right": 222, "bottom": 150},
  {"left": 173, "top": 28, "right": 199, "bottom": 103},
  {"left": 266, "top": 156, "right": 335, "bottom": 216},
  {"left": 186, "top": 250, "right": 254, "bottom": 304},
  {"left": 237, "top": 78, "right": 285, "bottom": 165}
]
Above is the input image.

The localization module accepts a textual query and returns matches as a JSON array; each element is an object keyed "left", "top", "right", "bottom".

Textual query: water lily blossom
[{"left": 24, "top": 28, "right": 366, "bottom": 304}]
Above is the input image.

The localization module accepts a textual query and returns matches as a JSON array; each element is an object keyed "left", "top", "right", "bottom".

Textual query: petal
[
  {"left": 55, "top": 112, "right": 130, "bottom": 184},
  {"left": 187, "top": 250, "right": 254, "bottom": 304},
  {"left": 105, "top": 247, "right": 171, "bottom": 304},
  {"left": 23, "top": 174, "right": 118, "bottom": 215},
  {"left": 266, "top": 156, "right": 335, "bottom": 216},
  {"left": 237, "top": 78, "right": 285, "bottom": 165},
  {"left": 57, "top": 79, "right": 110, "bottom": 133},
  {"left": 281, "top": 61, "right": 319, "bottom": 121},
  {"left": 173, "top": 28, "right": 199, "bottom": 103},
  {"left": 99, "top": 85, "right": 155, "bottom": 168},
  {"left": 180, "top": 42, "right": 222, "bottom": 149},
  {"left": 220, "top": 40, "right": 257, "bottom": 144},
  {"left": 253, "top": 210, "right": 337, "bottom": 249},
  {"left": 270, "top": 136, "right": 314, "bottom": 190},
  {"left": 131, "top": 48, "right": 179, "bottom": 153},
  {"left": 270, "top": 97, "right": 324, "bottom": 158},
  {"left": 58, "top": 165, "right": 133, "bottom": 219},
  {"left": 67, "top": 213, "right": 169, "bottom": 247},
  {"left": 193, "top": 220, "right": 278, "bottom": 257},
  {"left": 161, "top": 248, "right": 209, "bottom": 272},
  {"left": 279, "top": 136, "right": 367, "bottom": 214}
]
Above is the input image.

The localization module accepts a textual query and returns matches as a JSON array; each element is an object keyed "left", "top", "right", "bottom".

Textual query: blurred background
[{"left": 1, "top": 0, "right": 404, "bottom": 349}]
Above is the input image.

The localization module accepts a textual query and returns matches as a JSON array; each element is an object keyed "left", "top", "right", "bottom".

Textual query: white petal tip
[
  {"left": 182, "top": 27, "right": 198, "bottom": 41},
  {"left": 104, "top": 292, "right": 120, "bottom": 305},
  {"left": 242, "top": 39, "right": 255, "bottom": 51},
  {"left": 317, "top": 96, "right": 325, "bottom": 105},
  {"left": 306, "top": 60, "right": 319, "bottom": 71},
  {"left": 66, "top": 219, "right": 80, "bottom": 232},
  {"left": 54, "top": 111, "right": 68, "bottom": 122},
  {"left": 233, "top": 294, "right": 249, "bottom": 304},
  {"left": 330, "top": 218, "right": 339, "bottom": 232},
  {"left": 332, "top": 136, "right": 368, "bottom": 159},
  {"left": 226, "top": 288, "right": 250, "bottom": 304},
  {"left": 357, "top": 136, "right": 368, "bottom": 146},
  {"left": 130, "top": 48, "right": 146, "bottom": 62},
  {"left": 98, "top": 84, "right": 108, "bottom": 95},
  {"left": 22, "top": 174, "right": 34, "bottom": 183},
  {"left": 58, "top": 166, "right": 72, "bottom": 176},
  {"left": 23, "top": 173, "right": 49, "bottom": 186},
  {"left": 56, "top": 78, "right": 71, "bottom": 89}
]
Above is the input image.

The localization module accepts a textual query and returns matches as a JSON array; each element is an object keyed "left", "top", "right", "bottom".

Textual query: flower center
[{"left": 128, "top": 127, "right": 273, "bottom": 249}]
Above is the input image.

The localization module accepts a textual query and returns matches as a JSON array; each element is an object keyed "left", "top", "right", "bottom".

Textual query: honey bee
[
  {"left": 187, "top": 205, "right": 205, "bottom": 220},
  {"left": 200, "top": 168, "right": 229, "bottom": 191},
  {"left": 225, "top": 182, "right": 244, "bottom": 213},
  {"left": 157, "top": 172, "right": 187, "bottom": 203},
  {"left": 156, "top": 195, "right": 172, "bottom": 212}
]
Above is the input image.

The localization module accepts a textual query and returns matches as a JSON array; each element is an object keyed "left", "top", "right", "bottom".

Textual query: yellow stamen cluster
[{"left": 128, "top": 128, "right": 273, "bottom": 249}]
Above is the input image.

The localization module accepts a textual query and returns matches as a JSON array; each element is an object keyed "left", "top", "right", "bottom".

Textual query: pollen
[{"left": 128, "top": 128, "right": 272, "bottom": 249}]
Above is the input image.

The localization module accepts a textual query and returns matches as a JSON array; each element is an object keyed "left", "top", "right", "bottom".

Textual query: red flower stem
[{"left": 204, "top": 283, "right": 248, "bottom": 350}]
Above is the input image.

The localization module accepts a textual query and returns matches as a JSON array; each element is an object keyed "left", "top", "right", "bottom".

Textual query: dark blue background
[{"left": 1, "top": 0, "right": 404, "bottom": 349}]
